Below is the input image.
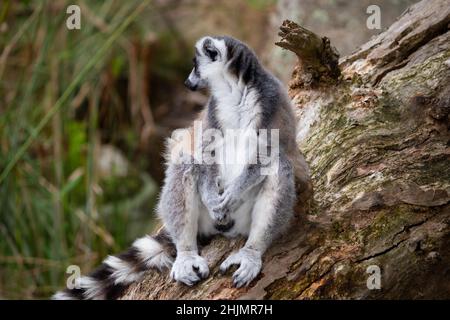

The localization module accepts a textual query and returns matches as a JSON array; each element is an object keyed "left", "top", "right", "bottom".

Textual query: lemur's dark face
[{"left": 184, "top": 37, "right": 228, "bottom": 91}]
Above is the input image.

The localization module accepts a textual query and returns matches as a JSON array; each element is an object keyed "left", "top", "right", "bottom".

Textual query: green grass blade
[{"left": 0, "top": 0, "right": 150, "bottom": 185}]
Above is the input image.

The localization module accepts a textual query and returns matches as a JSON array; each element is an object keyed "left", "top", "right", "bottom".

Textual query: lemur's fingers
[
  {"left": 233, "top": 263, "right": 260, "bottom": 288},
  {"left": 192, "top": 258, "right": 210, "bottom": 279},
  {"left": 218, "top": 190, "right": 231, "bottom": 203},
  {"left": 215, "top": 189, "right": 244, "bottom": 216},
  {"left": 212, "top": 204, "right": 230, "bottom": 222},
  {"left": 170, "top": 262, "right": 200, "bottom": 286},
  {"left": 212, "top": 191, "right": 239, "bottom": 221},
  {"left": 175, "top": 274, "right": 200, "bottom": 287},
  {"left": 220, "top": 248, "right": 262, "bottom": 287},
  {"left": 170, "top": 252, "right": 209, "bottom": 286},
  {"left": 219, "top": 252, "right": 240, "bottom": 273},
  {"left": 212, "top": 198, "right": 229, "bottom": 211}
]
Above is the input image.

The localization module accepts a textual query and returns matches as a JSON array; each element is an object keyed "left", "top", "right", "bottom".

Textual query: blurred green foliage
[
  {"left": 247, "top": 0, "right": 276, "bottom": 10},
  {"left": 0, "top": 0, "right": 275, "bottom": 299},
  {"left": 0, "top": 0, "right": 161, "bottom": 299}
]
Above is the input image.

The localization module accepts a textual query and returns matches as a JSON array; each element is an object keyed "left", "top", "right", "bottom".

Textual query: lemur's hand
[
  {"left": 170, "top": 251, "right": 209, "bottom": 286},
  {"left": 220, "top": 247, "right": 262, "bottom": 288},
  {"left": 212, "top": 187, "right": 242, "bottom": 223}
]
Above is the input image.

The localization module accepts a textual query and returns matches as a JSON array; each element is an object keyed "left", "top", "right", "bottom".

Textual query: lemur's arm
[
  {"left": 214, "top": 134, "right": 277, "bottom": 216},
  {"left": 228, "top": 164, "right": 267, "bottom": 194}
]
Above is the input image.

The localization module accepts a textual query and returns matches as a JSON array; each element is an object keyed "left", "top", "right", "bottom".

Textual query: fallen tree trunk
[{"left": 122, "top": 0, "right": 450, "bottom": 299}]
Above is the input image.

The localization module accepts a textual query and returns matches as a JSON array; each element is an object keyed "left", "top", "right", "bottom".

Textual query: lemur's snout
[{"left": 184, "top": 78, "right": 198, "bottom": 91}]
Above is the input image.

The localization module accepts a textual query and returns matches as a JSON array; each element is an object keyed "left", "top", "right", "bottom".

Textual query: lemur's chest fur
[
  {"left": 198, "top": 84, "right": 263, "bottom": 238},
  {"left": 212, "top": 81, "right": 262, "bottom": 187}
]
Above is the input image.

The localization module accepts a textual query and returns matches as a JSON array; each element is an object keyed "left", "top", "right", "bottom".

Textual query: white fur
[
  {"left": 224, "top": 187, "right": 257, "bottom": 237},
  {"left": 133, "top": 235, "right": 173, "bottom": 270},
  {"left": 175, "top": 173, "right": 200, "bottom": 252},
  {"left": 170, "top": 250, "right": 209, "bottom": 286},
  {"left": 133, "top": 235, "right": 162, "bottom": 256},
  {"left": 77, "top": 276, "right": 105, "bottom": 300},
  {"left": 52, "top": 276, "right": 106, "bottom": 300},
  {"left": 104, "top": 256, "right": 142, "bottom": 285},
  {"left": 194, "top": 37, "right": 264, "bottom": 238},
  {"left": 198, "top": 204, "right": 218, "bottom": 237},
  {"left": 187, "top": 69, "right": 197, "bottom": 84},
  {"left": 219, "top": 247, "right": 262, "bottom": 288},
  {"left": 145, "top": 251, "right": 173, "bottom": 270},
  {"left": 211, "top": 72, "right": 261, "bottom": 237},
  {"left": 205, "top": 63, "right": 262, "bottom": 186},
  {"left": 52, "top": 291, "right": 77, "bottom": 300}
]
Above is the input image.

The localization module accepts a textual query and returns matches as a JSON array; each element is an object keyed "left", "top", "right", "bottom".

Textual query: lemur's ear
[{"left": 203, "top": 39, "right": 218, "bottom": 61}]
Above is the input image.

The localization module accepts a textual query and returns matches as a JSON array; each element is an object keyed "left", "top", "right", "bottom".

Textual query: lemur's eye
[
  {"left": 205, "top": 48, "right": 218, "bottom": 61},
  {"left": 202, "top": 39, "right": 218, "bottom": 61}
]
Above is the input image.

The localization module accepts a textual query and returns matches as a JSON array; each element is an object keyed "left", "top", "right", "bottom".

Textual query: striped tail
[{"left": 52, "top": 230, "right": 175, "bottom": 300}]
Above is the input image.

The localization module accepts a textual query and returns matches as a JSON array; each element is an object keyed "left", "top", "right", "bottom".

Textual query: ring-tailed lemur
[{"left": 53, "top": 36, "right": 311, "bottom": 300}]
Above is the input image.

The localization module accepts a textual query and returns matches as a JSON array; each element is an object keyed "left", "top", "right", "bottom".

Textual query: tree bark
[{"left": 122, "top": 0, "right": 450, "bottom": 299}]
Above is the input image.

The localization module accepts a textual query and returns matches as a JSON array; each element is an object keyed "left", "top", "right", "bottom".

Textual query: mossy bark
[{"left": 122, "top": 0, "right": 450, "bottom": 299}]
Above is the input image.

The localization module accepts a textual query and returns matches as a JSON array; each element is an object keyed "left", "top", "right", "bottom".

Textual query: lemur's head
[{"left": 184, "top": 36, "right": 260, "bottom": 91}]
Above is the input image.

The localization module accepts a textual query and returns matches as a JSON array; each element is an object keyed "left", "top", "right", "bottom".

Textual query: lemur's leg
[
  {"left": 157, "top": 162, "right": 209, "bottom": 286},
  {"left": 220, "top": 155, "right": 296, "bottom": 287},
  {"left": 198, "top": 164, "right": 222, "bottom": 220}
]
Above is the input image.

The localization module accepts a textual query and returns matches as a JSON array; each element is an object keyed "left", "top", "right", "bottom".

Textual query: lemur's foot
[
  {"left": 170, "top": 251, "right": 209, "bottom": 286},
  {"left": 219, "top": 248, "right": 262, "bottom": 288}
]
